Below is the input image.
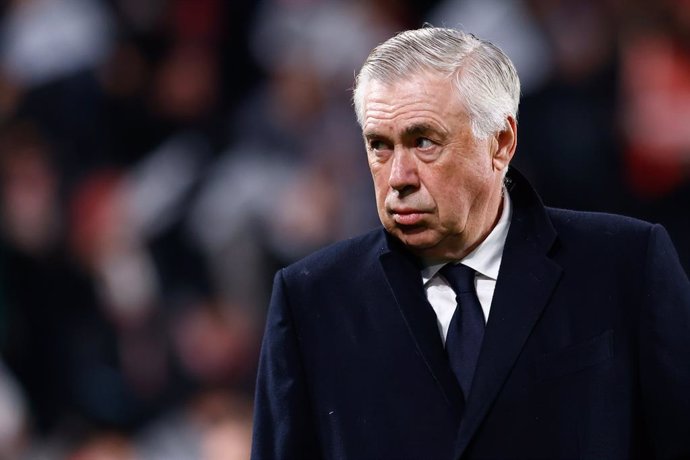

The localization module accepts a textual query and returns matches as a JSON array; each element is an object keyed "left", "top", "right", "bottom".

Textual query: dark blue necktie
[{"left": 440, "top": 263, "right": 485, "bottom": 400}]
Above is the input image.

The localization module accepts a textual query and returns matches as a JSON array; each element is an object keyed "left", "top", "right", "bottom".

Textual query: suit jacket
[{"left": 251, "top": 169, "right": 690, "bottom": 460}]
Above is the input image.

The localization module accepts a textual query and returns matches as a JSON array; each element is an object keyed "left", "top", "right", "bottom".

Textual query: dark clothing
[{"left": 251, "top": 169, "right": 690, "bottom": 460}]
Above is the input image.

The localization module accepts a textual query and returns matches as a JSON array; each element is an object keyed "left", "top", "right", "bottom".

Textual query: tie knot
[{"left": 440, "top": 263, "right": 476, "bottom": 295}]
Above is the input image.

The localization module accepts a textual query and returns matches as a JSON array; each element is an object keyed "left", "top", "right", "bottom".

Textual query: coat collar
[
  {"left": 453, "top": 168, "right": 563, "bottom": 458},
  {"left": 376, "top": 168, "right": 563, "bottom": 458},
  {"left": 378, "top": 231, "right": 466, "bottom": 415}
]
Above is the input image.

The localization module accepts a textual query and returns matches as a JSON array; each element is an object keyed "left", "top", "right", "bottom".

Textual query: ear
[{"left": 492, "top": 116, "right": 517, "bottom": 172}]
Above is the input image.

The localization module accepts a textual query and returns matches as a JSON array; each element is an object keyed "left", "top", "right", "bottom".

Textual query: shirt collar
[{"left": 421, "top": 189, "right": 512, "bottom": 284}]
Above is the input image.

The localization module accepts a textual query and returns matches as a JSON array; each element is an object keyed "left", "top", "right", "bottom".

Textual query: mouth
[{"left": 390, "top": 209, "right": 428, "bottom": 226}]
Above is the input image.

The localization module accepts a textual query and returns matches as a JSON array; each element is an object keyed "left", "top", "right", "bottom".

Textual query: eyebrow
[
  {"left": 403, "top": 123, "right": 441, "bottom": 138},
  {"left": 363, "top": 122, "right": 447, "bottom": 141}
]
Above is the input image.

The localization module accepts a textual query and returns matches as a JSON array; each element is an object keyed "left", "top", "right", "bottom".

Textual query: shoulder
[
  {"left": 546, "top": 207, "right": 654, "bottom": 239},
  {"left": 540, "top": 208, "right": 689, "bottom": 284},
  {"left": 280, "top": 227, "right": 386, "bottom": 283},
  {"left": 541, "top": 207, "right": 662, "bottom": 267}
]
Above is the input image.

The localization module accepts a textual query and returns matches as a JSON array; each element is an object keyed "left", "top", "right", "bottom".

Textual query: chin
[{"left": 392, "top": 228, "right": 439, "bottom": 251}]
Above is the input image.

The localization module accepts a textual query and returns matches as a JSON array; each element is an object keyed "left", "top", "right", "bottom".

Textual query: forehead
[{"left": 361, "top": 73, "right": 469, "bottom": 135}]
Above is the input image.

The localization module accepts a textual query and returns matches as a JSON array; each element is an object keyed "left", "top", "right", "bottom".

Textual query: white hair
[{"left": 353, "top": 27, "right": 520, "bottom": 139}]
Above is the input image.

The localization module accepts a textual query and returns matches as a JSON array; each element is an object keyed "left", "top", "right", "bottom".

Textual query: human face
[{"left": 361, "top": 73, "right": 514, "bottom": 263}]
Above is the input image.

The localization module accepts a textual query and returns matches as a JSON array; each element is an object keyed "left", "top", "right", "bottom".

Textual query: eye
[
  {"left": 415, "top": 137, "right": 435, "bottom": 150},
  {"left": 370, "top": 140, "right": 383, "bottom": 150},
  {"left": 368, "top": 139, "right": 392, "bottom": 156}
]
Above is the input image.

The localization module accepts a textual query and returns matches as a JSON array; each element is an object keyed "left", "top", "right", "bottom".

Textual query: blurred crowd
[{"left": 0, "top": 0, "right": 688, "bottom": 458}]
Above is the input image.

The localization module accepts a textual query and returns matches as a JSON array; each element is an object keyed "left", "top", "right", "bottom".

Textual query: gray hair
[{"left": 353, "top": 27, "right": 520, "bottom": 139}]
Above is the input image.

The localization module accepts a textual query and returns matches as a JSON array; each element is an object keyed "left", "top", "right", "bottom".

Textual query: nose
[{"left": 389, "top": 149, "right": 419, "bottom": 195}]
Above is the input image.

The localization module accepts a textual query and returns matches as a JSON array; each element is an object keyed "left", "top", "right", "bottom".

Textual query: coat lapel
[
  {"left": 453, "top": 169, "right": 563, "bottom": 458},
  {"left": 378, "top": 237, "right": 465, "bottom": 414}
]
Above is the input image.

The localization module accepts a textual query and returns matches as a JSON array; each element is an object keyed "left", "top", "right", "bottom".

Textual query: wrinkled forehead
[
  {"left": 358, "top": 72, "right": 466, "bottom": 121},
  {"left": 357, "top": 65, "right": 454, "bottom": 96},
  {"left": 359, "top": 77, "right": 476, "bottom": 143}
]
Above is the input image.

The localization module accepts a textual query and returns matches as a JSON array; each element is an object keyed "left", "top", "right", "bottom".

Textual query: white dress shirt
[{"left": 421, "top": 192, "right": 512, "bottom": 344}]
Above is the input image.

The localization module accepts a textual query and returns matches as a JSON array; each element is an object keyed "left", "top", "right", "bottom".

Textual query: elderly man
[{"left": 251, "top": 27, "right": 690, "bottom": 459}]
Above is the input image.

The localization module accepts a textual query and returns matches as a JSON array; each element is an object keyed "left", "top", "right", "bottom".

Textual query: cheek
[
  {"left": 449, "top": 192, "right": 470, "bottom": 223},
  {"left": 430, "top": 171, "right": 474, "bottom": 224},
  {"left": 370, "top": 164, "right": 389, "bottom": 192},
  {"left": 435, "top": 187, "right": 464, "bottom": 221},
  {"left": 441, "top": 172, "right": 494, "bottom": 229},
  {"left": 370, "top": 170, "right": 389, "bottom": 211}
]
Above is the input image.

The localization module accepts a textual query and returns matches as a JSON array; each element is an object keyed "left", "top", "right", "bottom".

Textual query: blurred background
[{"left": 0, "top": 0, "right": 688, "bottom": 458}]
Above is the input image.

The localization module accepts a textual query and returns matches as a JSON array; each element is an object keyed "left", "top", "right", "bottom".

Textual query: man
[{"left": 251, "top": 27, "right": 690, "bottom": 459}]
